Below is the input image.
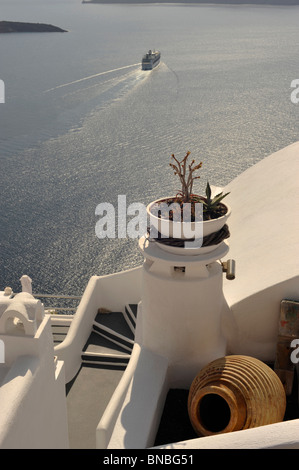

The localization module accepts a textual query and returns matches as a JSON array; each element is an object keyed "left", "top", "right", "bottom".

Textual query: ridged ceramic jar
[{"left": 188, "top": 355, "right": 286, "bottom": 437}]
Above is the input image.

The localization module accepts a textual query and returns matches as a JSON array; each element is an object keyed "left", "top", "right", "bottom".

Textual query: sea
[{"left": 0, "top": 0, "right": 299, "bottom": 300}]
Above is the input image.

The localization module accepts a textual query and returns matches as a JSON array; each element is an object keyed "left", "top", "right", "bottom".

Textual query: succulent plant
[{"left": 196, "top": 182, "right": 230, "bottom": 220}]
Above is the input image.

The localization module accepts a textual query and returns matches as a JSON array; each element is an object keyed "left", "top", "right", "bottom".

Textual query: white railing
[
  {"left": 28, "top": 293, "right": 81, "bottom": 314},
  {"left": 7, "top": 291, "right": 81, "bottom": 314}
]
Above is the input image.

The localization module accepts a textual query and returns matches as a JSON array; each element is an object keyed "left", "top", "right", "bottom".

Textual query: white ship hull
[{"left": 142, "top": 50, "right": 161, "bottom": 70}]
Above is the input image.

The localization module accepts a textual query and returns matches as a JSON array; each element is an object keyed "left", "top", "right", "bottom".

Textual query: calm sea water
[{"left": 0, "top": 0, "right": 299, "bottom": 296}]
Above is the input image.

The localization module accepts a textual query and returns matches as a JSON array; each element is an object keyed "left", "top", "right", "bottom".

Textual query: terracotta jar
[{"left": 188, "top": 355, "right": 286, "bottom": 437}]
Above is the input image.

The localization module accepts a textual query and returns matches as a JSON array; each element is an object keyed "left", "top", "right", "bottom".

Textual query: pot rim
[
  {"left": 189, "top": 384, "right": 242, "bottom": 436},
  {"left": 147, "top": 196, "right": 231, "bottom": 224}
]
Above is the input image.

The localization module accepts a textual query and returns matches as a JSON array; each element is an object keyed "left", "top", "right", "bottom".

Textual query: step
[
  {"left": 51, "top": 324, "right": 70, "bottom": 344},
  {"left": 82, "top": 332, "right": 131, "bottom": 367},
  {"left": 81, "top": 353, "right": 130, "bottom": 368},
  {"left": 83, "top": 331, "right": 130, "bottom": 356},
  {"left": 93, "top": 311, "right": 134, "bottom": 352},
  {"left": 124, "top": 304, "right": 138, "bottom": 333}
]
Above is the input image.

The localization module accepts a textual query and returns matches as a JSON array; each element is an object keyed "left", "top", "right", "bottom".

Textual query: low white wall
[
  {"left": 54, "top": 275, "right": 101, "bottom": 384},
  {"left": 222, "top": 141, "right": 299, "bottom": 362},
  {"left": 155, "top": 418, "right": 299, "bottom": 449},
  {"left": 0, "top": 357, "right": 68, "bottom": 449},
  {"left": 0, "top": 316, "right": 69, "bottom": 449},
  {"left": 96, "top": 343, "right": 142, "bottom": 449},
  {"left": 55, "top": 266, "right": 142, "bottom": 384},
  {"left": 97, "top": 302, "right": 169, "bottom": 450},
  {"left": 96, "top": 343, "right": 169, "bottom": 449},
  {"left": 93, "top": 266, "right": 142, "bottom": 312},
  {"left": 222, "top": 277, "right": 299, "bottom": 360},
  {"left": 108, "top": 347, "right": 169, "bottom": 449}
]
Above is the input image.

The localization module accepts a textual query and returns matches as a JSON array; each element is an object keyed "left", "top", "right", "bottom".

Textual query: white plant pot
[{"left": 147, "top": 197, "right": 231, "bottom": 241}]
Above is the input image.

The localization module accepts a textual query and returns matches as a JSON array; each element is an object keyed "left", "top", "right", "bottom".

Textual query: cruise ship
[{"left": 142, "top": 50, "right": 161, "bottom": 70}]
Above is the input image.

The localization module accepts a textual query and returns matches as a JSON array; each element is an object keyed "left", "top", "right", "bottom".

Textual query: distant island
[
  {"left": 0, "top": 21, "right": 67, "bottom": 34},
  {"left": 83, "top": 0, "right": 299, "bottom": 4}
]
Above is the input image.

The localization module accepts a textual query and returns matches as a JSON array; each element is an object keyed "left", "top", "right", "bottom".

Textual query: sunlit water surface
[{"left": 0, "top": 0, "right": 298, "bottom": 296}]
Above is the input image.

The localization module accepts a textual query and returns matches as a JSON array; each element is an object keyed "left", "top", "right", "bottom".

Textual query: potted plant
[{"left": 147, "top": 151, "right": 231, "bottom": 247}]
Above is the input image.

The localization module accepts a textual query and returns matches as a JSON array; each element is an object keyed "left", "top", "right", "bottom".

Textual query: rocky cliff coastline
[{"left": 0, "top": 21, "right": 67, "bottom": 34}]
